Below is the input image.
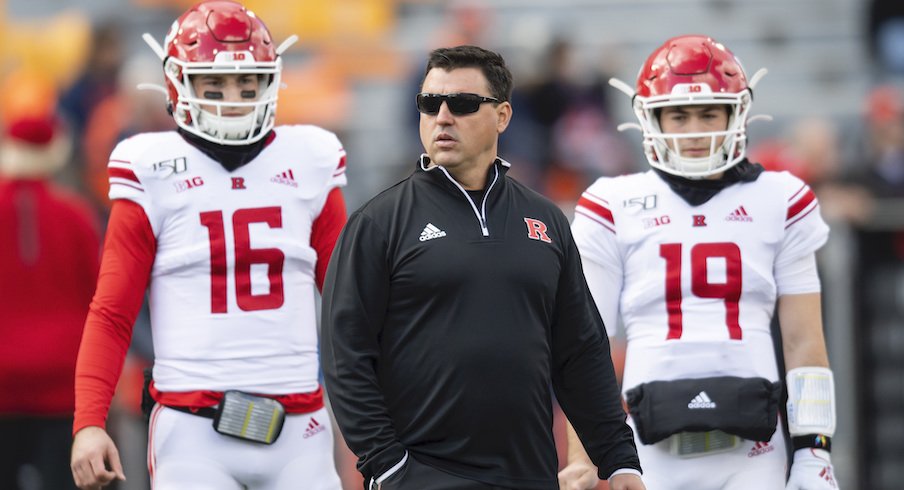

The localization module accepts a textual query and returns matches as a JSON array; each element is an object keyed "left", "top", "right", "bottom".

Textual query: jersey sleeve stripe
[
  {"left": 788, "top": 183, "right": 808, "bottom": 202},
  {"left": 575, "top": 209, "right": 616, "bottom": 234},
  {"left": 786, "top": 188, "right": 816, "bottom": 221},
  {"left": 337, "top": 154, "right": 346, "bottom": 170},
  {"left": 110, "top": 180, "right": 145, "bottom": 193},
  {"left": 109, "top": 166, "right": 141, "bottom": 184},
  {"left": 785, "top": 204, "right": 818, "bottom": 229},
  {"left": 577, "top": 196, "right": 615, "bottom": 225},
  {"left": 583, "top": 191, "right": 609, "bottom": 205},
  {"left": 109, "top": 159, "right": 131, "bottom": 165},
  {"left": 333, "top": 167, "right": 346, "bottom": 178}
]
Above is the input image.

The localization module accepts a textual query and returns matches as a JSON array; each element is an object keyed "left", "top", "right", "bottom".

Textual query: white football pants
[
  {"left": 148, "top": 405, "right": 342, "bottom": 490},
  {"left": 630, "top": 418, "right": 788, "bottom": 490}
]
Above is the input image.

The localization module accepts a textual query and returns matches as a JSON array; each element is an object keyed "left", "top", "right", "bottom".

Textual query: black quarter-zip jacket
[{"left": 321, "top": 156, "right": 639, "bottom": 489}]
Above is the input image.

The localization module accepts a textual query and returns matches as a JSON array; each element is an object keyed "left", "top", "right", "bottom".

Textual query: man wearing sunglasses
[{"left": 321, "top": 45, "right": 644, "bottom": 490}]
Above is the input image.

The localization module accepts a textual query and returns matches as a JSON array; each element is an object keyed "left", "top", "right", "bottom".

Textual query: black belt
[{"left": 165, "top": 405, "right": 218, "bottom": 419}]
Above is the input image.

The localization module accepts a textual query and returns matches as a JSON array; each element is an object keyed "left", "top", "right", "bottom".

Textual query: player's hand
[
  {"left": 71, "top": 426, "right": 127, "bottom": 490},
  {"left": 786, "top": 448, "right": 838, "bottom": 489},
  {"left": 558, "top": 461, "right": 599, "bottom": 490},
  {"left": 609, "top": 473, "right": 646, "bottom": 490}
]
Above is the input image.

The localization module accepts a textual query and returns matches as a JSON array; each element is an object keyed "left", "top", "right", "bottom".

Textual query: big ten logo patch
[
  {"left": 174, "top": 176, "right": 204, "bottom": 193},
  {"left": 643, "top": 215, "right": 671, "bottom": 229}
]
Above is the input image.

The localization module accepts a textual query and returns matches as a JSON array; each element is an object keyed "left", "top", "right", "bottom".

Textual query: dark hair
[{"left": 422, "top": 45, "right": 513, "bottom": 102}]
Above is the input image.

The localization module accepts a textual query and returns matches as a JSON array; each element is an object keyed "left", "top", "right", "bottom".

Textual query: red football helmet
[
  {"left": 161, "top": 0, "right": 281, "bottom": 145},
  {"left": 631, "top": 35, "right": 754, "bottom": 178}
]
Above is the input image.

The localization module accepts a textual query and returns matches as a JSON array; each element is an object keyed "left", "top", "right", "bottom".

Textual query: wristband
[{"left": 792, "top": 434, "right": 831, "bottom": 452}]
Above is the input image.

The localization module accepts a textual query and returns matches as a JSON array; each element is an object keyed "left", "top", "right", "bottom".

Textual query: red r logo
[
  {"left": 524, "top": 218, "right": 552, "bottom": 243},
  {"left": 231, "top": 177, "right": 246, "bottom": 190},
  {"left": 693, "top": 215, "right": 707, "bottom": 227}
]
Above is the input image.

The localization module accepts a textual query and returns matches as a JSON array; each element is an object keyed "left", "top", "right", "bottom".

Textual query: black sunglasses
[{"left": 416, "top": 92, "right": 500, "bottom": 115}]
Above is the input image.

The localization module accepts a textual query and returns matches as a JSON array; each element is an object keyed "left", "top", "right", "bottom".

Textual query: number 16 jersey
[
  {"left": 105, "top": 127, "right": 346, "bottom": 396},
  {"left": 571, "top": 170, "right": 828, "bottom": 392}
]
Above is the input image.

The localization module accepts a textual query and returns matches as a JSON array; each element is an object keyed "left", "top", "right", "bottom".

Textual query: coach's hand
[
  {"left": 609, "top": 473, "right": 646, "bottom": 490},
  {"left": 558, "top": 460, "right": 599, "bottom": 490},
  {"left": 71, "top": 426, "right": 126, "bottom": 489}
]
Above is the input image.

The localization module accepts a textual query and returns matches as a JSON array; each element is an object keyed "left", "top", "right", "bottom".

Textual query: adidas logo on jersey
[
  {"left": 419, "top": 223, "right": 447, "bottom": 242},
  {"left": 270, "top": 169, "right": 298, "bottom": 188},
  {"left": 303, "top": 417, "right": 325, "bottom": 439},
  {"left": 725, "top": 205, "right": 753, "bottom": 222},
  {"left": 687, "top": 391, "right": 717, "bottom": 409},
  {"left": 748, "top": 441, "right": 775, "bottom": 458}
]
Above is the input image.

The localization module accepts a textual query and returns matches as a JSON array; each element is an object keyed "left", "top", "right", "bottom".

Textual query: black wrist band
[{"left": 792, "top": 434, "right": 832, "bottom": 452}]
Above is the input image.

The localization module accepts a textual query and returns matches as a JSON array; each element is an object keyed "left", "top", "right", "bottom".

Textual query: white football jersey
[
  {"left": 572, "top": 170, "right": 828, "bottom": 392},
  {"left": 107, "top": 126, "right": 346, "bottom": 394}
]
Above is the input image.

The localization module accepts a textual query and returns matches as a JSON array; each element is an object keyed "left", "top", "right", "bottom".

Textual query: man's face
[
  {"left": 658, "top": 104, "right": 730, "bottom": 158},
  {"left": 418, "top": 67, "right": 510, "bottom": 172},
  {"left": 190, "top": 73, "right": 261, "bottom": 116}
]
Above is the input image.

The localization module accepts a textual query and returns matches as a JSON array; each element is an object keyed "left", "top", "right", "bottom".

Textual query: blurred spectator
[
  {"left": 59, "top": 21, "right": 123, "bottom": 138},
  {"left": 0, "top": 105, "right": 100, "bottom": 487},
  {"left": 855, "top": 85, "right": 904, "bottom": 197},
  {"left": 751, "top": 117, "right": 875, "bottom": 225},
  {"left": 83, "top": 55, "right": 175, "bottom": 213},
  {"left": 58, "top": 21, "right": 124, "bottom": 187},
  {"left": 432, "top": 0, "right": 493, "bottom": 49},
  {"left": 505, "top": 38, "right": 631, "bottom": 203},
  {"left": 868, "top": 0, "right": 904, "bottom": 76}
]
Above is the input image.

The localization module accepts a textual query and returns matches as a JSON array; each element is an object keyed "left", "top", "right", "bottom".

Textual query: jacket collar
[
  {"left": 417, "top": 154, "right": 511, "bottom": 171},
  {"left": 415, "top": 153, "right": 512, "bottom": 190},
  {"left": 417, "top": 154, "right": 511, "bottom": 186}
]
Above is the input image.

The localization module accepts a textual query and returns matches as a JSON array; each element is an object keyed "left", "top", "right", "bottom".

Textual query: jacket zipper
[{"left": 437, "top": 164, "right": 500, "bottom": 237}]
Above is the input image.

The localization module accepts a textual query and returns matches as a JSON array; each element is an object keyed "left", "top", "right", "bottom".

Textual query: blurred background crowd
[{"left": 0, "top": 0, "right": 903, "bottom": 489}]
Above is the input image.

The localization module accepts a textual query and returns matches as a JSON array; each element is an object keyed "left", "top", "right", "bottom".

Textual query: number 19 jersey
[
  {"left": 571, "top": 170, "right": 828, "bottom": 392},
  {"left": 107, "top": 127, "right": 346, "bottom": 395}
]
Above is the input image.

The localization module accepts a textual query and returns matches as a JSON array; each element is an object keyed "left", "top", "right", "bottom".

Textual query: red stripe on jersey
[
  {"left": 785, "top": 205, "right": 817, "bottom": 230},
  {"left": 109, "top": 159, "right": 131, "bottom": 165},
  {"left": 577, "top": 196, "right": 615, "bottom": 225},
  {"left": 788, "top": 183, "right": 807, "bottom": 202},
  {"left": 337, "top": 154, "right": 347, "bottom": 170},
  {"left": 111, "top": 182, "right": 144, "bottom": 193},
  {"left": 575, "top": 209, "right": 615, "bottom": 234},
  {"left": 786, "top": 189, "right": 816, "bottom": 221},
  {"left": 583, "top": 191, "right": 609, "bottom": 205},
  {"left": 109, "top": 167, "right": 141, "bottom": 184}
]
